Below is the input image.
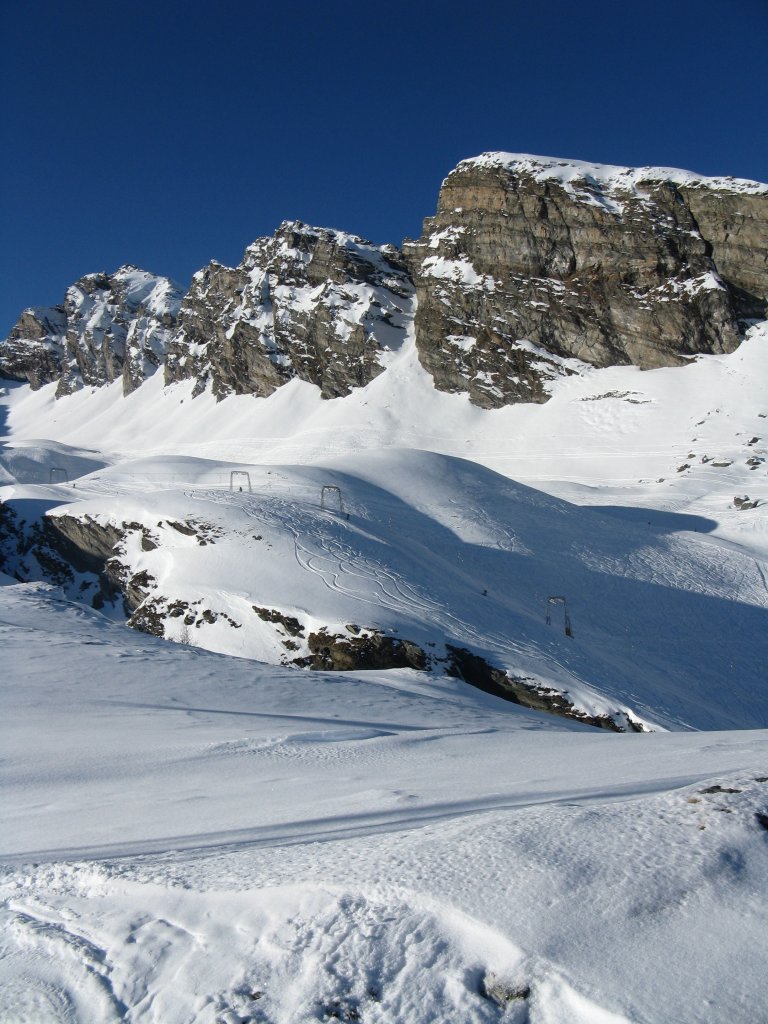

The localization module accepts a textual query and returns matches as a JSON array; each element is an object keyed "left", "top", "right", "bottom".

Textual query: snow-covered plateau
[{"left": 1, "top": 305, "right": 767, "bottom": 1020}]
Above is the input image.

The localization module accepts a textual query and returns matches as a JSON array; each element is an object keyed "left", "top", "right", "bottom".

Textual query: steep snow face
[
  {"left": 164, "top": 221, "right": 415, "bottom": 400},
  {"left": 0, "top": 267, "right": 183, "bottom": 397}
]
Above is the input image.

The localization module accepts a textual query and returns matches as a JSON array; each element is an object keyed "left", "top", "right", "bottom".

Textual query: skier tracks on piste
[{"left": 189, "top": 487, "right": 546, "bottom": 659}]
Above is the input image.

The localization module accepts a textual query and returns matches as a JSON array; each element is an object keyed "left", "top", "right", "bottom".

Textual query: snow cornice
[{"left": 454, "top": 152, "right": 768, "bottom": 195}]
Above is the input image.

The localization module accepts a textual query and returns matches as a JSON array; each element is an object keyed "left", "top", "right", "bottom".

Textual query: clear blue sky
[{"left": 2, "top": 0, "right": 767, "bottom": 335}]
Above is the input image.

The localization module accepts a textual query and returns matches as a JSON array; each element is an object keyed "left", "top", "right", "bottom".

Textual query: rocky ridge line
[
  {"left": 2, "top": 154, "right": 766, "bottom": 407},
  {"left": 164, "top": 221, "right": 414, "bottom": 399}
]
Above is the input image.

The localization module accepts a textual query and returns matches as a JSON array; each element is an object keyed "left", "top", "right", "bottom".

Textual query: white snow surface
[
  {"left": 1, "top": 321, "right": 768, "bottom": 1023},
  {"left": 458, "top": 152, "right": 768, "bottom": 195}
]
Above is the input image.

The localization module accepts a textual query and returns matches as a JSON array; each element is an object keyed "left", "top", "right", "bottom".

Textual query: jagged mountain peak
[
  {"left": 65, "top": 265, "right": 183, "bottom": 311},
  {"left": 2, "top": 153, "right": 767, "bottom": 410},
  {"left": 245, "top": 220, "right": 409, "bottom": 281},
  {"left": 1, "top": 266, "right": 183, "bottom": 398},
  {"left": 166, "top": 219, "right": 414, "bottom": 401}
]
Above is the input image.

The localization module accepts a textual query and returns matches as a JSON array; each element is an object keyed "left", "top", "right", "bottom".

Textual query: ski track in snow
[{"left": 193, "top": 486, "right": 553, "bottom": 666}]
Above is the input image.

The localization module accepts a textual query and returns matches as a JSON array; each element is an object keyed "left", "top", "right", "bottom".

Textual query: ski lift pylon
[{"left": 546, "top": 595, "right": 573, "bottom": 637}]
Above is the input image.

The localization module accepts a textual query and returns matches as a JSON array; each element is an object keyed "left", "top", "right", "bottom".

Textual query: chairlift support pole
[{"left": 546, "top": 595, "right": 573, "bottom": 637}]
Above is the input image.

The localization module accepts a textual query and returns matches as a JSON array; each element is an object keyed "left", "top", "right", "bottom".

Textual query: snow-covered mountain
[
  {"left": 1, "top": 153, "right": 767, "bottom": 1023},
  {"left": 0, "top": 267, "right": 183, "bottom": 397},
  {"left": 3, "top": 154, "right": 766, "bottom": 406}
]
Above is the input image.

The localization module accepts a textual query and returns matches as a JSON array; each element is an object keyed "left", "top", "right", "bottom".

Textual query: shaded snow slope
[{"left": 16, "top": 446, "right": 763, "bottom": 732}]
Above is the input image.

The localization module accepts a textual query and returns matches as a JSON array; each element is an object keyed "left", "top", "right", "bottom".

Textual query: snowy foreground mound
[
  {"left": 1, "top": 324, "right": 767, "bottom": 1022},
  {"left": 1, "top": 578, "right": 767, "bottom": 1023}
]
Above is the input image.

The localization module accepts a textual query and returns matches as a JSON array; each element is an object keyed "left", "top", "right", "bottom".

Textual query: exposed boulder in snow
[
  {"left": 303, "top": 627, "right": 428, "bottom": 672},
  {"left": 47, "top": 512, "right": 124, "bottom": 563},
  {"left": 403, "top": 153, "right": 767, "bottom": 407},
  {"left": 164, "top": 221, "right": 414, "bottom": 400}
]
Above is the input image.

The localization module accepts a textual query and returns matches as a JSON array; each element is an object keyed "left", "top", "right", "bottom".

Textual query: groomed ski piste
[{"left": 1, "top": 321, "right": 767, "bottom": 1023}]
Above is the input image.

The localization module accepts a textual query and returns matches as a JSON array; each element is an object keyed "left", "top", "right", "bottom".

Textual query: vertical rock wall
[{"left": 404, "top": 154, "right": 766, "bottom": 408}]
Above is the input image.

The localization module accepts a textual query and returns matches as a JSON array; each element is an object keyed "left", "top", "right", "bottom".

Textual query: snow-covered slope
[
  {"left": 1, "top": 323, "right": 767, "bottom": 732},
  {"left": 1, "top": 577, "right": 767, "bottom": 1023},
  {"left": 10, "top": 444, "right": 762, "bottom": 732},
  {"left": 1, "top": 255, "right": 767, "bottom": 1019}
]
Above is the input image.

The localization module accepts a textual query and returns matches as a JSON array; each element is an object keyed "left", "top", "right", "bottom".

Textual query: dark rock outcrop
[
  {"left": 47, "top": 514, "right": 162, "bottom": 613},
  {"left": 678, "top": 186, "right": 768, "bottom": 321},
  {"left": 164, "top": 222, "right": 414, "bottom": 399},
  {"left": 0, "top": 308, "right": 68, "bottom": 391},
  {"left": 0, "top": 502, "right": 121, "bottom": 608},
  {"left": 0, "top": 501, "right": 78, "bottom": 586},
  {"left": 47, "top": 513, "right": 124, "bottom": 563},
  {"left": 302, "top": 628, "right": 428, "bottom": 672},
  {"left": 253, "top": 605, "right": 305, "bottom": 637},
  {"left": 445, "top": 644, "right": 644, "bottom": 732}
]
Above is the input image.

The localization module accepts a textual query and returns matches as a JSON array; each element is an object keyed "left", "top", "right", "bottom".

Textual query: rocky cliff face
[
  {"left": 2, "top": 154, "right": 766, "bottom": 409},
  {"left": 0, "top": 267, "right": 183, "bottom": 396},
  {"left": 403, "top": 154, "right": 768, "bottom": 408},
  {"left": 1, "top": 307, "right": 68, "bottom": 391},
  {"left": 164, "top": 221, "right": 414, "bottom": 399},
  {"left": 676, "top": 186, "right": 768, "bottom": 320}
]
